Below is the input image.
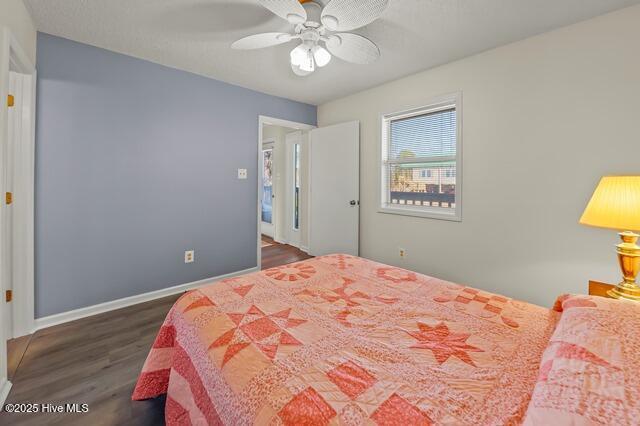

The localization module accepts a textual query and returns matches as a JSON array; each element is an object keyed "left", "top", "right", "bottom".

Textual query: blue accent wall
[{"left": 35, "top": 33, "right": 317, "bottom": 318}]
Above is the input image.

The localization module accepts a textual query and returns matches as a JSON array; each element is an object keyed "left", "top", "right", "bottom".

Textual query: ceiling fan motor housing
[{"left": 302, "top": 2, "right": 323, "bottom": 28}]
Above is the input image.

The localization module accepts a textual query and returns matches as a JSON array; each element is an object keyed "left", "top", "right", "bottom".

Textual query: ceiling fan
[{"left": 231, "top": 0, "right": 388, "bottom": 76}]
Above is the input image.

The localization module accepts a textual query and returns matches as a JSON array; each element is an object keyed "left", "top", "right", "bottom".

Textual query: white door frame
[
  {"left": 0, "top": 26, "right": 36, "bottom": 404},
  {"left": 257, "top": 116, "right": 315, "bottom": 269},
  {"left": 260, "top": 138, "right": 276, "bottom": 238}
]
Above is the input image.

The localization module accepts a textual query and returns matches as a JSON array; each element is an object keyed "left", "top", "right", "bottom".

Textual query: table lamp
[{"left": 580, "top": 176, "right": 640, "bottom": 301}]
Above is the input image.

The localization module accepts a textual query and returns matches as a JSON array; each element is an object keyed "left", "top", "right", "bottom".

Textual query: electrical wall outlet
[
  {"left": 184, "top": 250, "right": 195, "bottom": 264},
  {"left": 237, "top": 168, "right": 248, "bottom": 179},
  {"left": 399, "top": 248, "right": 406, "bottom": 259}
]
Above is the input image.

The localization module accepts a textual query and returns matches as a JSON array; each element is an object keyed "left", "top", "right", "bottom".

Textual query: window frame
[{"left": 378, "top": 92, "right": 462, "bottom": 222}]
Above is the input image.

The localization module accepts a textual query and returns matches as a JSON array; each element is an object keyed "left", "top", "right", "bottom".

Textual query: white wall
[
  {"left": 318, "top": 5, "right": 640, "bottom": 307},
  {"left": 0, "top": 0, "right": 36, "bottom": 65}
]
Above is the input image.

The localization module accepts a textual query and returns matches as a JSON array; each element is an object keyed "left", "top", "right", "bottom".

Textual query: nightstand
[{"left": 588, "top": 280, "right": 615, "bottom": 298}]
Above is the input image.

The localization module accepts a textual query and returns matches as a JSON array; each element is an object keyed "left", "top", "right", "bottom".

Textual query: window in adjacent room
[{"left": 380, "top": 93, "right": 462, "bottom": 221}]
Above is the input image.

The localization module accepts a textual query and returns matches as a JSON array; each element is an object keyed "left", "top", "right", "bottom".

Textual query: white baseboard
[
  {"left": 277, "top": 239, "right": 302, "bottom": 250},
  {"left": 34, "top": 266, "right": 259, "bottom": 332},
  {"left": 0, "top": 378, "right": 12, "bottom": 407}
]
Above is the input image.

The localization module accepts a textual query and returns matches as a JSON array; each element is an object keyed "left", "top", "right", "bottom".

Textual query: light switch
[{"left": 238, "top": 168, "right": 248, "bottom": 179}]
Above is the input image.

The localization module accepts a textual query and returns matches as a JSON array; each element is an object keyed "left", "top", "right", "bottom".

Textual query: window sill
[{"left": 378, "top": 204, "right": 461, "bottom": 222}]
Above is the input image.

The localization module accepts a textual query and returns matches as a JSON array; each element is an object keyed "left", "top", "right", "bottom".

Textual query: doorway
[
  {"left": 257, "top": 116, "right": 315, "bottom": 268},
  {"left": 257, "top": 116, "right": 361, "bottom": 269}
]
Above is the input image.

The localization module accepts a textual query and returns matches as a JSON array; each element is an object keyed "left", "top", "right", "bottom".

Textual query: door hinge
[
  {"left": 5, "top": 192, "right": 12, "bottom": 205},
  {"left": 7, "top": 94, "right": 14, "bottom": 107},
  {"left": 5, "top": 290, "right": 12, "bottom": 303}
]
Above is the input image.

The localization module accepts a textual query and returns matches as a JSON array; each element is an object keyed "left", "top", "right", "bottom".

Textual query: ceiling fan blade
[
  {"left": 321, "top": 0, "right": 389, "bottom": 31},
  {"left": 231, "top": 32, "right": 293, "bottom": 50},
  {"left": 325, "top": 33, "right": 380, "bottom": 64},
  {"left": 258, "top": 0, "right": 307, "bottom": 24}
]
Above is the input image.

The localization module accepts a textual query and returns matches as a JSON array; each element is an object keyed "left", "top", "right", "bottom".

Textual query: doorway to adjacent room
[
  {"left": 258, "top": 116, "right": 314, "bottom": 268},
  {"left": 257, "top": 115, "right": 361, "bottom": 269}
]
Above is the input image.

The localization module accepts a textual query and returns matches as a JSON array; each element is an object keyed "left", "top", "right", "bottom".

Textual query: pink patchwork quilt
[{"left": 132, "top": 255, "right": 638, "bottom": 425}]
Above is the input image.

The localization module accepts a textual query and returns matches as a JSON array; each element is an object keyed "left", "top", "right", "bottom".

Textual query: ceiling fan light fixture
[
  {"left": 291, "top": 42, "right": 315, "bottom": 73},
  {"left": 290, "top": 44, "right": 307, "bottom": 66},
  {"left": 299, "top": 50, "right": 315, "bottom": 72},
  {"left": 313, "top": 45, "right": 331, "bottom": 67},
  {"left": 291, "top": 63, "right": 313, "bottom": 77},
  {"left": 235, "top": 0, "right": 387, "bottom": 76}
]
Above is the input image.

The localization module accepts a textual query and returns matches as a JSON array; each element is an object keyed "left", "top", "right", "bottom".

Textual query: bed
[{"left": 132, "top": 254, "right": 640, "bottom": 425}]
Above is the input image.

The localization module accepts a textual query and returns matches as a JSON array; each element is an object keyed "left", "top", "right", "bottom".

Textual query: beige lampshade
[{"left": 580, "top": 176, "right": 640, "bottom": 231}]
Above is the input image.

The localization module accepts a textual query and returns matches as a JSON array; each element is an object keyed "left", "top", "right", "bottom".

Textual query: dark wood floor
[
  {"left": 261, "top": 235, "right": 313, "bottom": 269},
  {"left": 1, "top": 240, "right": 312, "bottom": 425}
]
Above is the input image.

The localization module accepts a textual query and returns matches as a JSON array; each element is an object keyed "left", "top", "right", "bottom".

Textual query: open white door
[
  {"left": 308, "top": 121, "right": 359, "bottom": 256},
  {"left": 1, "top": 27, "right": 36, "bottom": 405},
  {"left": 3, "top": 72, "right": 17, "bottom": 339}
]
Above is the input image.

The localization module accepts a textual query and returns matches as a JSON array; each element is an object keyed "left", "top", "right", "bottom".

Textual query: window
[{"left": 380, "top": 93, "right": 461, "bottom": 221}]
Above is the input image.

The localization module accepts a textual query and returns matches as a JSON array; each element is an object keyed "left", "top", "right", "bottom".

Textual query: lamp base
[
  {"left": 607, "top": 282, "right": 640, "bottom": 301},
  {"left": 608, "top": 231, "right": 640, "bottom": 302}
]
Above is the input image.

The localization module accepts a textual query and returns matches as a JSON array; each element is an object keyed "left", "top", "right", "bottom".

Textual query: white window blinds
[{"left": 388, "top": 108, "right": 456, "bottom": 162}]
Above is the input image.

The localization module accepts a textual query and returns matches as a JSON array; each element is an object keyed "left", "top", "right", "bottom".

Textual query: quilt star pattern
[{"left": 210, "top": 305, "right": 307, "bottom": 365}]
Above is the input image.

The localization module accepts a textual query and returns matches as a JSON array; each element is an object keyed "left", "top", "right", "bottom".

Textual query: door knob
[{"left": 349, "top": 200, "right": 357, "bottom": 206}]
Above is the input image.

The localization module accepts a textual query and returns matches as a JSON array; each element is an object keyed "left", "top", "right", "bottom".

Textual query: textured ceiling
[{"left": 25, "top": 0, "right": 640, "bottom": 105}]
